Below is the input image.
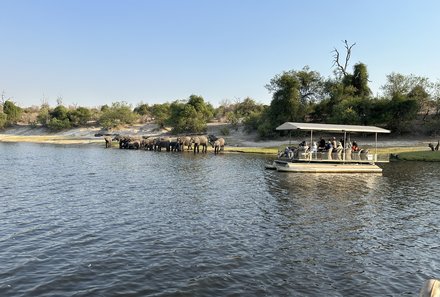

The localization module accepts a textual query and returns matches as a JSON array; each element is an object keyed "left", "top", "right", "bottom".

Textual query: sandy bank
[{"left": 0, "top": 124, "right": 437, "bottom": 154}]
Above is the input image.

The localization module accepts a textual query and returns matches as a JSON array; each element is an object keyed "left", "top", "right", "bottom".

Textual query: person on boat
[
  {"left": 318, "top": 137, "right": 326, "bottom": 151},
  {"left": 283, "top": 146, "right": 294, "bottom": 159},
  {"left": 336, "top": 141, "right": 343, "bottom": 152},
  {"left": 325, "top": 140, "right": 333, "bottom": 151},
  {"left": 331, "top": 137, "right": 337, "bottom": 150},
  {"left": 352, "top": 141, "right": 360, "bottom": 152},
  {"left": 339, "top": 138, "right": 345, "bottom": 148},
  {"left": 311, "top": 142, "right": 317, "bottom": 154}
]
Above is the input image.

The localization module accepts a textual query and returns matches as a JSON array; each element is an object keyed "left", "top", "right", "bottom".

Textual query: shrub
[
  {"left": 0, "top": 113, "right": 7, "bottom": 129},
  {"left": 3, "top": 100, "right": 22, "bottom": 125},
  {"left": 99, "top": 102, "right": 138, "bottom": 129},
  {"left": 47, "top": 118, "right": 71, "bottom": 131}
]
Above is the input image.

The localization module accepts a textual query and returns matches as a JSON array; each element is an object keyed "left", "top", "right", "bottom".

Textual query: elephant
[
  {"left": 104, "top": 136, "right": 113, "bottom": 148},
  {"left": 179, "top": 136, "right": 193, "bottom": 151},
  {"left": 141, "top": 138, "right": 155, "bottom": 151},
  {"left": 169, "top": 138, "right": 181, "bottom": 152},
  {"left": 191, "top": 136, "right": 208, "bottom": 153},
  {"left": 154, "top": 137, "right": 171, "bottom": 152},
  {"left": 208, "top": 134, "right": 225, "bottom": 154},
  {"left": 114, "top": 135, "right": 140, "bottom": 149}
]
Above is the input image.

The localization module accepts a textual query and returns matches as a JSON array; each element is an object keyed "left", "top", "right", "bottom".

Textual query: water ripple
[{"left": 0, "top": 144, "right": 439, "bottom": 296}]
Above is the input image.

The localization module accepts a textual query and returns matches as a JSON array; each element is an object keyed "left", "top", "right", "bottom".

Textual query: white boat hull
[{"left": 268, "top": 161, "right": 383, "bottom": 173}]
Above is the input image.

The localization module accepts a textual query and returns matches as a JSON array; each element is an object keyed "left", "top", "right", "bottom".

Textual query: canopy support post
[{"left": 310, "top": 130, "right": 313, "bottom": 161}]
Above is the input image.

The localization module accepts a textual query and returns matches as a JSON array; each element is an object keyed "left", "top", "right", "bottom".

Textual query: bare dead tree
[{"left": 332, "top": 40, "right": 356, "bottom": 77}]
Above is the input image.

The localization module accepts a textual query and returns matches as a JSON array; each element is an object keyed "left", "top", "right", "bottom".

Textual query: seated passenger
[
  {"left": 325, "top": 141, "right": 333, "bottom": 151},
  {"left": 352, "top": 141, "right": 360, "bottom": 152}
]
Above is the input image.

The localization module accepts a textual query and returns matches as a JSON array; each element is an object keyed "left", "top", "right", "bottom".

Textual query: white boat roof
[{"left": 276, "top": 122, "right": 391, "bottom": 133}]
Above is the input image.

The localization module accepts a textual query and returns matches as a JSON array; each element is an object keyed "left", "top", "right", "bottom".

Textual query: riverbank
[{"left": 0, "top": 124, "right": 437, "bottom": 159}]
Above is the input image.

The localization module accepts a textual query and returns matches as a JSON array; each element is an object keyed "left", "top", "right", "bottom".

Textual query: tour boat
[{"left": 266, "top": 122, "right": 391, "bottom": 173}]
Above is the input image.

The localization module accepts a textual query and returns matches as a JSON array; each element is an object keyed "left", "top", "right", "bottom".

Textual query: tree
[
  {"left": 37, "top": 103, "right": 51, "bottom": 126},
  {"left": 134, "top": 103, "right": 150, "bottom": 116},
  {"left": 266, "top": 71, "right": 304, "bottom": 126},
  {"left": 381, "top": 73, "right": 432, "bottom": 98},
  {"left": 332, "top": 40, "right": 356, "bottom": 78},
  {"left": 50, "top": 105, "right": 69, "bottom": 121},
  {"left": 168, "top": 95, "right": 212, "bottom": 134},
  {"left": 68, "top": 107, "right": 92, "bottom": 126},
  {"left": 99, "top": 101, "right": 138, "bottom": 129},
  {"left": 352, "top": 63, "right": 371, "bottom": 97},
  {"left": 187, "top": 94, "right": 214, "bottom": 121},
  {"left": 3, "top": 100, "right": 23, "bottom": 125},
  {"left": 149, "top": 103, "right": 170, "bottom": 128},
  {"left": 0, "top": 112, "right": 7, "bottom": 129}
]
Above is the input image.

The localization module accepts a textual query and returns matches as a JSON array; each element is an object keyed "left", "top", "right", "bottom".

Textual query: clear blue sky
[{"left": 1, "top": 0, "right": 440, "bottom": 107}]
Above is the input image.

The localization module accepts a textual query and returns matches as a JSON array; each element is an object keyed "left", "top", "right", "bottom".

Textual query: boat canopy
[{"left": 276, "top": 122, "right": 391, "bottom": 134}]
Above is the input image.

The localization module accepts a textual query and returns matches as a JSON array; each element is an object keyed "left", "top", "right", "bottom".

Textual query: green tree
[
  {"left": 149, "top": 103, "right": 170, "bottom": 128},
  {"left": 3, "top": 100, "right": 23, "bottom": 124},
  {"left": 266, "top": 71, "right": 303, "bottom": 125},
  {"left": 168, "top": 95, "right": 212, "bottom": 133},
  {"left": 36, "top": 104, "right": 51, "bottom": 126},
  {"left": 68, "top": 107, "right": 92, "bottom": 126},
  {"left": 47, "top": 118, "right": 71, "bottom": 131},
  {"left": 387, "top": 95, "right": 419, "bottom": 134},
  {"left": 99, "top": 101, "right": 138, "bottom": 129},
  {"left": 187, "top": 94, "right": 214, "bottom": 121},
  {"left": 50, "top": 105, "right": 69, "bottom": 121},
  {"left": 352, "top": 63, "right": 371, "bottom": 97},
  {"left": 134, "top": 103, "right": 150, "bottom": 116},
  {"left": 0, "top": 112, "right": 7, "bottom": 129}
]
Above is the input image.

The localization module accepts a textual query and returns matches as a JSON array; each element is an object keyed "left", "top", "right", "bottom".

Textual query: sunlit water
[{"left": 0, "top": 143, "right": 439, "bottom": 296}]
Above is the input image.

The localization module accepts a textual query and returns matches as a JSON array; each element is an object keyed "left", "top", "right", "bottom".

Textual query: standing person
[
  {"left": 331, "top": 137, "right": 337, "bottom": 150},
  {"left": 318, "top": 137, "right": 326, "bottom": 151}
]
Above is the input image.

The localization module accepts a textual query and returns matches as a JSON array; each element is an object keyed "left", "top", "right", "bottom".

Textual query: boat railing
[{"left": 278, "top": 148, "right": 389, "bottom": 164}]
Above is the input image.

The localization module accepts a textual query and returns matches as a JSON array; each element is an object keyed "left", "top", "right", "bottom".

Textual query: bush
[
  {"left": 68, "top": 107, "right": 92, "bottom": 126},
  {"left": 3, "top": 100, "right": 22, "bottom": 125},
  {"left": 99, "top": 102, "right": 138, "bottom": 129},
  {"left": 0, "top": 113, "right": 7, "bottom": 129},
  {"left": 47, "top": 118, "right": 71, "bottom": 131}
]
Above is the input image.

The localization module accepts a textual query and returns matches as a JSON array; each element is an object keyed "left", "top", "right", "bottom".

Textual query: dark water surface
[{"left": 0, "top": 143, "right": 439, "bottom": 296}]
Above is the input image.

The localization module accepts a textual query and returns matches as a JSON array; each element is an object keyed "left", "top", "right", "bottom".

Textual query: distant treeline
[{"left": 2, "top": 43, "right": 440, "bottom": 137}]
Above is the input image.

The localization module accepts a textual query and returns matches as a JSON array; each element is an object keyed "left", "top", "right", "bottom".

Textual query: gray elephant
[
  {"left": 154, "top": 137, "right": 171, "bottom": 152},
  {"left": 179, "top": 136, "right": 192, "bottom": 151},
  {"left": 104, "top": 136, "right": 113, "bottom": 148},
  {"left": 191, "top": 136, "right": 208, "bottom": 153},
  {"left": 208, "top": 135, "right": 225, "bottom": 154}
]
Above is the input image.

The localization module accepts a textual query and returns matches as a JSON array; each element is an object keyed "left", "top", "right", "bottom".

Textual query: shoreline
[{"left": 0, "top": 124, "right": 437, "bottom": 159}]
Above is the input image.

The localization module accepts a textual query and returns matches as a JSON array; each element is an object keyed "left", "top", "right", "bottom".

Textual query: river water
[{"left": 0, "top": 142, "right": 439, "bottom": 296}]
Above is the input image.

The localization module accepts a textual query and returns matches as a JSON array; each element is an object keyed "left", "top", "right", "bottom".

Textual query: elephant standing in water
[
  {"left": 114, "top": 135, "right": 141, "bottom": 149},
  {"left": 179, "top": 136, "right": 192, "bottom": 151},
  {"left": 191, "top": 136, "right": 208, "bottom": 153},
  {"left": 154, "top": 137, "right": 171, "bottom": 152},
  {"left": 208, "top": 135, "right": 225, "bottom": 154},
  {"left": 104, "top": 136, "right": 113, "bottom": 148}
]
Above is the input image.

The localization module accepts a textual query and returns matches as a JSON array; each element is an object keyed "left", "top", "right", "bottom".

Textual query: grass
[
  {"left": 223, "top": 146, "right": 279, "bottom": 154},
  {"left": 396, "top": 150, "right": 440, "bottom": 161},
  {"left": 0, "top": 134, "right": 102, "bottom": 145}
]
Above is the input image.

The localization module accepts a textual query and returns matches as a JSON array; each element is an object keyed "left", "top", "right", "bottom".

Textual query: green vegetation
[
  {"left": 396, "top": 150, "right": 440, "bottom": 161},
  {"left": 3, "top": 40, "right": 440, "bottom": 138},
  {"left": 99, "top": 102, "right": 138, "bottom": 129}
]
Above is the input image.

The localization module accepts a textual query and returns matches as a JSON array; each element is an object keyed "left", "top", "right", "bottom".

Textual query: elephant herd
[{"left": 104, "top": 134, "right": 225, "bottom": 154}]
